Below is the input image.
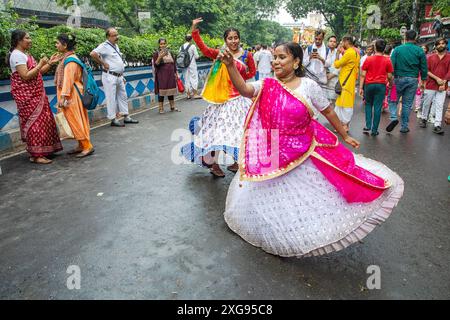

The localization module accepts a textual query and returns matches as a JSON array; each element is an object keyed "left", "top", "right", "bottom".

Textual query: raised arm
[
  {"left": 219, "top": 48, "right": 255, "bottom": 98},
  {"left": 334, "top": 49, "right": 350, "bottom": 69},
  {"left": 191, "top": 18, "right": 219, "bottom": 60},
  {"left": 321, "top": 106, "right": 360, "bottom": 149},
  {"left": 40, "top": 53, "right": 61, "bottom": 74}
]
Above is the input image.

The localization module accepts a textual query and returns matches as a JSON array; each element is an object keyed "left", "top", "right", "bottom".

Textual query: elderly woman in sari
[
  {"left": 9, "top": 30, "right": 62, "bottom": 164},
  {"left": 54, "top": 33, "right": 94, "bottom": 158},
  {"left": 152, "top": 38, "right": 180, "bottom": 114}
]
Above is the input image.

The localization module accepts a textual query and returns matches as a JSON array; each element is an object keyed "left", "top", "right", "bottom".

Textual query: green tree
[
  {"left": 57, "top": 0, "right": 147, "bottom": 34},
  {"left": 57, "top": 0, "right": 288, "bottom": 45},
  {"left": 377, "top": 0, "right": 429, "bottom": 31},
  {"left": 285, "top": 0, "right": 368, "bottom": 39},
  {"left": 433, "top": 0, "right": 450, "bottom": 17},
  {"left": 0, "top": 9, "right": 37, "bottom": 79}
]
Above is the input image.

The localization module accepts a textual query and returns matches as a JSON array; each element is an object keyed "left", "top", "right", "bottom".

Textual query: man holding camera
[
  {"left": 90, "top": 27, "right": 139, "bottom": 127},
  {"left": 303, "top": 30, "right": 331, "bottom": 87}
]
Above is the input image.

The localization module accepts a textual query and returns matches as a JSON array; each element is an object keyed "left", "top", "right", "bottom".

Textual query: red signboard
[
  {"left": 425, "top": 4, "right": 440, "bottom": 19},
  {"left": 419, "top": 22, "right": 437, "bottom": 38}
]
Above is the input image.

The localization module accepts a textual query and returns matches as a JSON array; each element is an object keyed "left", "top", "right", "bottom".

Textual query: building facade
[{"left": 1, "top": 0, "right": 110, "bottom": 28}]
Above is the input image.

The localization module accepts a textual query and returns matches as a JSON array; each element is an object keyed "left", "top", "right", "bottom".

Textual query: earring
[{"left": 293, "top": 64, "right": 299, "bottom": 70}]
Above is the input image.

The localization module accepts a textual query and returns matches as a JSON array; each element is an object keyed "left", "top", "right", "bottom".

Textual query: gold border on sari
[
  {"left": 311, "top": 152, "right": 391, "bottom": 190},
  {"left": 238, "top": 78, "right": 391, "bottom": 190},
  {"left": 238, "top": 78, "right": 318, "bottom": 182}
]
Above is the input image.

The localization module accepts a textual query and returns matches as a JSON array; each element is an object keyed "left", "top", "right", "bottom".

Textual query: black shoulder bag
[{"left": 335, "top": 51, "right": 357, "bottom": 95}]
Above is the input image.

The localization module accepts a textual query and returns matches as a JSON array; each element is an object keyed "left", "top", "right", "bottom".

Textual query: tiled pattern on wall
[{"left": 0, "top": 63, "right": 211, "bottom": 132}]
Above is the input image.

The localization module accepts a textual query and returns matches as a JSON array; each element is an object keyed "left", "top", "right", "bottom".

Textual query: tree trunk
[{"left": 118, "top": 7, "right": 140, "bottom": 33}]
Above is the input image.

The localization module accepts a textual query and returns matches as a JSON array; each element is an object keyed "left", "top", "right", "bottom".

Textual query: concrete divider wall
[{"left": 0, "top": 62, "right": 212, "bottom": 156}]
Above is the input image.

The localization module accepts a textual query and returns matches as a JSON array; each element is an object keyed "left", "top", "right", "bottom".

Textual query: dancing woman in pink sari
[{"left": 220, "top": 42, "right": 404, "bottom": 257}]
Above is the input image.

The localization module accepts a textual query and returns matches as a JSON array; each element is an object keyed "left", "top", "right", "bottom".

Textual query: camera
[{"left": 312, "top": 48, "right": 317, "bottom": 53}]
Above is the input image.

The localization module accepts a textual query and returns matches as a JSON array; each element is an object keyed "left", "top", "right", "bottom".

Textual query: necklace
[{"left": 279, "top": 73, "right": 297, "bottom": 85}]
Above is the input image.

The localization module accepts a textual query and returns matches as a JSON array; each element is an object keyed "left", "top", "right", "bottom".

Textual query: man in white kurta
[
  {"left": 256, "top": 45, "right": 273, "bottom": 80},
  {"left": 180, "top": 35, "right": 200, "bottom": 99}
]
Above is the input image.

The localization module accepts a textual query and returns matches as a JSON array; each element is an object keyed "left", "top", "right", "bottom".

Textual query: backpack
[
  {"left": 64, "top": 56, "right": 100, "bottom": 111},
  {"left": 307, "top": 45, "right": 330, "bottom": 59},
  {"left": 176, "top": 44, "right": 192, "bottom": 68}
]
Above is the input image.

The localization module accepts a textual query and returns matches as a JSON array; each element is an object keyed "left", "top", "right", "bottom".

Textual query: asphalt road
[{"left": 0, "top": 96, "right": 449, "bottom": 299}]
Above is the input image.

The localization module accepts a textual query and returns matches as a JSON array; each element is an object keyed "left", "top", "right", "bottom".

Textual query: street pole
[
  {"left": 347, "top": 4, "right": 364, "bottom": 45},
  {"left": 359, "top": 6, "right": 363, "bottom": 45},
  {"left": 411, "top": 0, "right": 417, "bottom": 31}
]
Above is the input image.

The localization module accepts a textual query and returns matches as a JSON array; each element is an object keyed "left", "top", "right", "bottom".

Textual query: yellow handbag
[{"left": 54, "top": 112, "right": 74, "bottom": 139}]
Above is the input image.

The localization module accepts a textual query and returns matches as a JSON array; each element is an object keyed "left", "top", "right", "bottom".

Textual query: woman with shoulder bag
[{"left": 55, "top": 33, "right": 94, "bottom": 158}]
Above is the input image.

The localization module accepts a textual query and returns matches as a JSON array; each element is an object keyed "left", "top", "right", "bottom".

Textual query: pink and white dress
[{"left": 224, "top": 77, "right": 404, "bottom": 257}]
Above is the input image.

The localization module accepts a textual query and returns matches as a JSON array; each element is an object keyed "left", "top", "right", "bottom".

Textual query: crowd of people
[
  {"left": 247, "top": 30, "right": 450, "bottom": 138},
  {"left": 4, "top": 19, "right": 450, "bottom": 257}
]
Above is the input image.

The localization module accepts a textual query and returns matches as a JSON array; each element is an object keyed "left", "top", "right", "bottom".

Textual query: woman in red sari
[{"left": 9, "top": 30, "right": 62, "bottom": 164}]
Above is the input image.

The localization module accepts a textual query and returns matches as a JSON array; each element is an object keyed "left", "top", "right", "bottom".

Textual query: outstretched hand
[
  {"left": 38, "top": 56, "right": 49, "bottom": 67},
  {"left": 217, "top": 48, "right": 234, "bottom": 67},
  {"left": 192, "top": 18, "right": 203, "bottom": 30},
  {"left": 344, "top": 135, "right": 360, "bottom": 149},
  {"left": 48, "top": 53, "right": 62, "bottom": 65}
]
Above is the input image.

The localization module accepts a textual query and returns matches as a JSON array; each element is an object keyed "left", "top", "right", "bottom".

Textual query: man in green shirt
[{"left": 386, "top": 30, "right": 428, "bottom": 133}]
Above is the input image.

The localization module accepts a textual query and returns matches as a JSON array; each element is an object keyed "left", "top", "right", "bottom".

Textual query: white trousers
[
  {"left": 421, "top": 89, "right": 446, "bottom": 127},
  {"left": 183, "top": 66, "right": 199, "bottom": 93},
  {"left": 101, "top": 72, "right": 129, "bottom": 120},
  {"left": 334, "top": 106, "right": 354, "bottom": 125}
]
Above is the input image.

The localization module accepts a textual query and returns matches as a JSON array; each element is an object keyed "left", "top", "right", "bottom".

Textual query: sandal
[
  {"left": 201, "top": 157, "right": 213, "bottom": 168},
  {"left": 76, "top": 148, "right": 95, "bottom": 158},
  {"left": 30, "top": 157, "right": 52, "bottom": 164},
  {"left": 227, "top": 163, "right": 239, "bottom": 173},
  {"left": 210, "top": 164, "right": 225, "bottom": 178},
  {"left": 170, "top": 107, "right": 181, "bottom": 112},
  {"left": 67, "top": 148, "right": 83, "bottom": 155}
]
